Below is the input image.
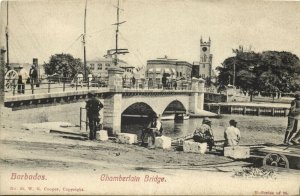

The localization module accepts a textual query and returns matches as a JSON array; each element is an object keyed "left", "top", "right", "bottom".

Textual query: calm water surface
[
  {"left": 121, "top": 115, "right": 286, "bottom": 144},
  {"left": 122, "top": 117, "right": 213, "bottom": 139}
]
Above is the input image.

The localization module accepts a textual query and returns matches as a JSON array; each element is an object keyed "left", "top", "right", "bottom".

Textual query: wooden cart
[{"left": 258, "top": 145, "right": 300, "bottom": 169}]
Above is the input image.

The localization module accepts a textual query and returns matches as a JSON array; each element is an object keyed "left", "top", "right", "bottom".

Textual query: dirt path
[
  {"left": 0, "top": 125, "right": 235, "bottom": 172},
  {"left": 1, "top": 122, "right": 300, "bottom": 195}
]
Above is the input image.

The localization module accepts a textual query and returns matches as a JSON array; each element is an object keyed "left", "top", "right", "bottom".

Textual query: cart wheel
[
  {"left": 5, "top": 70, "right": 18, "bottom": 91},
  {"left": 263, "top": 153, "right": 289, "bottom": 169}
]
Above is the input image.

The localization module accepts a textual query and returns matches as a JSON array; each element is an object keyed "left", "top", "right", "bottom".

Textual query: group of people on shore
[{"left": 191, "top": 117, "right": 241, "bottom": 151}]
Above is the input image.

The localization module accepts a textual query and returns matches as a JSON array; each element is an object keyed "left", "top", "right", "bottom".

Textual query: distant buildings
[
  {"left": 146, "top": 56, "right": 192, "bottom": 81},
  {"left": 87, "top": 50, "right": 134, "bottom": 78}
]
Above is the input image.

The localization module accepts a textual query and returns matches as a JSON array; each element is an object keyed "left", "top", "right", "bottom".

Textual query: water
[
  {"left": 121, "top": 115, "right": 286, "bottom": 144},
  {"left": 121, "top": 117, "right": 204, "bottom": 140}
]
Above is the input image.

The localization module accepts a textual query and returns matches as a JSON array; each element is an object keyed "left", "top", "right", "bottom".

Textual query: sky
[{"left": 1, "top": 0, "right": 300, "bottom": 70}]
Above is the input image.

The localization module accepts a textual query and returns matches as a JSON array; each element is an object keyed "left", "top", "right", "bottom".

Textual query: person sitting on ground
[
  {"left": 224, "top": 119, "right": 241, "bottom": 147},
  {"left": 193, "top": 117, "right": 214, "bottom": 151},
  {"left": 141, "top": 114, "right": 163, "bottom": 146},
  {"left": 284, "top": 92, "right": 300, "bottom": 145}
]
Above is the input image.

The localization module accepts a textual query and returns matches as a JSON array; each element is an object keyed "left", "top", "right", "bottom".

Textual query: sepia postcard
[{"left": 0, "top": 0, "right": 300, "bottom": 195}]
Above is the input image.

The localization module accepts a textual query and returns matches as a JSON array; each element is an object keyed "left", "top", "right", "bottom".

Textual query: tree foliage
[
  {"left": 217, "top": 50, "right": 300, "bottom": 94},
  {"left": 43, "top": 53, "right": 87, "bottom": 78}
]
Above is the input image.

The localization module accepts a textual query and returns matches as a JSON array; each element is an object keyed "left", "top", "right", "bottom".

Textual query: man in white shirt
[
  {"left": 77, "top": 72, "right": 84, "bottom": 87},
  {"left": 224, "top": 119, "right": 241, "bottom": 146},
  {"left": 18, "top": 65, "right": 28, "bottom": 94}
]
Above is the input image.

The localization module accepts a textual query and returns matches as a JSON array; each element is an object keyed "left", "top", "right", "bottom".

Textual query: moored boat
[{"left": 161, "top": 114, "right": 175, "bottom": 120}]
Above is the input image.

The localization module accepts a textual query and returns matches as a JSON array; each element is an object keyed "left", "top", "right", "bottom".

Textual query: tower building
[{"left": 192, "top": 37, "right": 213, "bottom": 81}]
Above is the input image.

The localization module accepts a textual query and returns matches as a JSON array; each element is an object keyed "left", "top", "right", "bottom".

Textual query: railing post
[
  {"left": 80, "top": 107, "right": 82, "bottom": 130},
  {"left": 86, "top": 110, "right": 88, "bottom": 132},
  {"left": 243, "top": 107, "right": 246, "bottom": 115},
  {"left": 13, "top": 79, "right": 16, "bottom": 96},
  {"left": 271, "top": 108, "right": 275, "bottom": 116},
  {"left": 76, "top": 79, "right": 78, "bottom": 91},
  {"left": 48, "top": 82, "right": 50, "bottom": 93},
  {"left": 63, "top": 79, "right": 65, "bottom": 92},
  {"left": 87, "top": 78, "right": 89, "bottom": 90}
]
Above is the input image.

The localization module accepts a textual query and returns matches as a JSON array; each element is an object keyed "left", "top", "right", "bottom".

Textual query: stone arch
[
  {"left": 122, "top": 94, "right": 190, "bottom": 116},
  {"left": 162, "top": 100, "right": 187, "bottom": 114},
  {"left": 122, "top": 102, "right": 156, "bottom": 117}
]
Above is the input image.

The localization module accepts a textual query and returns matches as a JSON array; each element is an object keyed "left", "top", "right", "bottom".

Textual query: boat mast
[
  {"left": 6, "top": 1, "right": 9, "bottom": 67},
  {"left": 83, "top": 0, "right": 87, "bottom": 80},
  {"left": 115, "top": 0, "right": 120, "bottom": 66},
  {"left": 112, "top": 0, "right": 127, "bottom": 66}
]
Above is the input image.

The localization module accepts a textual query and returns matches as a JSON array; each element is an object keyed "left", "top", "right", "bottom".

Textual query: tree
[
  {"left": 43, "top": 53, "right": 87, "bottom": 79},
  {"left": 217, "top": 49, "right": 300, "bottom": 100}
]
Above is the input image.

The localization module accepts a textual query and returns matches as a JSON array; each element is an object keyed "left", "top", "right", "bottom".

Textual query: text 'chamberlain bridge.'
[{"left": 4, "top": 68, "right": 225, "bottom": 134}]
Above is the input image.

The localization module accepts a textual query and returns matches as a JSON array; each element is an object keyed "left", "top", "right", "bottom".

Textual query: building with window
[
  {"left": 87, "top": 51, "right": 133, "bottom": 78},
  {"left": 146, "top": 56, "right": 192, "bottom": 80}
]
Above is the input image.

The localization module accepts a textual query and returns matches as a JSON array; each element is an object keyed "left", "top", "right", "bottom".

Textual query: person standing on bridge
[
  {"left": 77, "top": 72, "right": 84, "bottom": 88},
  {"left": 18, "top": 65, "right": 28, "bottom": 94},
  {"left": 29, "top": 64, "right": 38, "bottom": 88},
  {"left": 86, "top": 92, "right": 104, "bottom": 140},
  {"left": 131, "top": 76, "right": 136, "bottom": 88}
]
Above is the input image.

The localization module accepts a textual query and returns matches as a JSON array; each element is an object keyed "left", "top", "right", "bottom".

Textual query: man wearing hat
[
  {"left": 141, "top": 113, "right": 163, "bottom": 147},
  {"left": 193, "top": 117, "right": 214, "bottom": 151},
  {"left": 284, "top": 92, "right": 300, "bottom": 144},
  {"left": 224, "top": 119, "right": 241, "bottom": 146},
  {"left": 86, "top": 92, "right": 103, "bottom": 140},
  {"left": 18, "top": 64, "right": 28, "bottom": 94},
  {"left": 29, "top": 64, "right": 38, "bottom": 87}
]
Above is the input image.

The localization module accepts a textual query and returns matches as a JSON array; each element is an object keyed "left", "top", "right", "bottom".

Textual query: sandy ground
[{"left": 1, "top": 115, "right": 299, "bottom": 195}]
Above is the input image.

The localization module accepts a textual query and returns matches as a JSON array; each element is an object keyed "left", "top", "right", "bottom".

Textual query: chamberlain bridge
[{"left": 4, "top": 68, "right": 226, "bottom": 134}]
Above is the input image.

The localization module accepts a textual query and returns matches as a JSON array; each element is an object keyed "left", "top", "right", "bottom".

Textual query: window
[
  {"left": 97, "top": 64, "right": 102, "bottom": 70},
  {"left": 90, "top": 64, "right": 95, "bottom": 70},
  {"left": 180, "top": 72, "right": 182, "bottom": 77},
  {"left": 105, "top": 63, "right": 110, "bottom": 67}
]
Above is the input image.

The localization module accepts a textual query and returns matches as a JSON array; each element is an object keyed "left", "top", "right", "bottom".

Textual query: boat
[
  {"left": 174, "top": 113, "right": 190, "bottom": 120},
  {"left": 122, "top": 114, "right": 148, "bottom": 118},
  {"left": 183, "top": 114, "right": 190, "bottom": 120},
  {"left": 160, "top": 114, "right": 175, "bottom": 120}
]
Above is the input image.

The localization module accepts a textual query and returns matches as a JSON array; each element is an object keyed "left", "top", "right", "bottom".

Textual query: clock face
[{"left": 202, "top": 47, "right": 207, "bottom": 52}]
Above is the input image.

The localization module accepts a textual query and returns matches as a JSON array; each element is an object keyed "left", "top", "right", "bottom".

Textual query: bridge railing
[
  {"left": 5, "top": 76, "right": 195, "bottom": 96},
  {"left": 122, "top": 77, "right": 192, "bottom": 90},
  {"left": 4, "top": 76, "right": 109, "bottom": 96}
]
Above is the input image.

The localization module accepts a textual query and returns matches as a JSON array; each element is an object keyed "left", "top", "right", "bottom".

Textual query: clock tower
[
  {"left": 192, "top": 36, "right": 214, "bottom": 81},
  {"left": 200, "top": 37, "right": 211, "bottom": 63},
  {"left": 199, "top": 36, "right": 212, "bottom": 79}
]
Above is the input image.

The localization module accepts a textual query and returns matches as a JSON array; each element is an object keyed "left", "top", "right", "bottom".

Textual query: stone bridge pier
[{"left": 103, "top": 67, "right": 205, "bottom": 135}]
